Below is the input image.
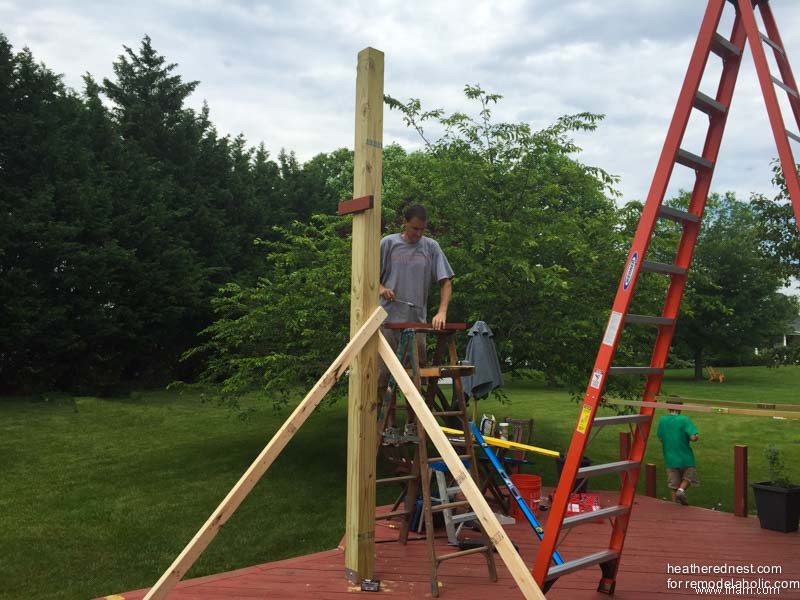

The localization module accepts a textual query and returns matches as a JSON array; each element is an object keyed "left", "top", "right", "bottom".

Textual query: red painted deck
[{"left": 105, "top": 494, "right": 800, "bottom": 599}]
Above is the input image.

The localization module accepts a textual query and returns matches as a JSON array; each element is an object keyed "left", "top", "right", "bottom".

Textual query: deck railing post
[
  {"left": 645, "top": 463, "right": 657, "bottom": 498},
  {"left": 734, "top": 444, "right": 748, "bottom": 517}
]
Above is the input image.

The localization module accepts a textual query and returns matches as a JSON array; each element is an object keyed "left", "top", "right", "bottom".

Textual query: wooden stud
[
  {"left": 344, "top": 46, "right": 384, "bottom": 584},
  {"left": 337, "top": 194, "right": 374, "bottom": 216},
  {"left": 142, "top": 307, "right": 387, "bottom": 600},
  {"left": 378, "top": 333, "right": 546, "bottom": 600},
  {"left": 734, "top": 445, "right": 748, "bottom": 518},
  {"left": 603, "top": 398, "right": 800, "bottom": 419}
]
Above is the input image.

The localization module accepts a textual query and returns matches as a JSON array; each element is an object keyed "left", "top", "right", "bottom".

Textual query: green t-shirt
[{"left": 656, "top": 414, "right": 699, "bottom": 468}]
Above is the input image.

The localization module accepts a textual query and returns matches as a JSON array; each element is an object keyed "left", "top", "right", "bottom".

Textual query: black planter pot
[{"left": 751, "top": 481, "right": 800, "bottom": 533}]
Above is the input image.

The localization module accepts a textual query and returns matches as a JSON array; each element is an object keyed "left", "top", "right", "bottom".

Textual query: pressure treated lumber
[
  {"left": 142, "top": 307, "right": 386, "bottom": 600},
  {"left": 344, "top": 46, "right": 384, "bottom": 583},
  {"left": 378, "top": 332, "right": 546, "bottom": 600}
]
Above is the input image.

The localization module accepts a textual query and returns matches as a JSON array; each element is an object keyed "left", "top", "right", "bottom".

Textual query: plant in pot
[{"left": 751, "top": 445, "right": 800, "bottom": 533}]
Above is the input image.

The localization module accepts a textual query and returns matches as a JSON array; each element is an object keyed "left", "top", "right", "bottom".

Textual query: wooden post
[
  {"left": 344, "top": 46, "right": 384, "bottom": 583},
  {"left": 619, "top": 431, "right": 631, "bottom": 460},
  {"left": 734, "top": 445, "right": 748, "bottom": 517},
  {"left": 142, "top": 307, "right": 386, "bottom": 600},
  {"left": 645, "top": 463, "right": 657, "bottom": 498},
  {"left": 378, "top": 334, "right": 546, "bottom": 600}
]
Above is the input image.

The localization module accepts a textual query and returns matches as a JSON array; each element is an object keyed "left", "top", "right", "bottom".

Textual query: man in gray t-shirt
[{"left": 378, "top": 204, "right": 454, "bottom": 393}]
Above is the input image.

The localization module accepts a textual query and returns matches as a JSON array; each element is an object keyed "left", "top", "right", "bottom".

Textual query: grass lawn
[{"left": 1, "top": 367, "right": 799, "bottom": 599}]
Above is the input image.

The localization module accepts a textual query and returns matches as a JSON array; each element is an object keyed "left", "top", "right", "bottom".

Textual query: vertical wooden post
[
  {"left": 619, "top": 431, "right": 631, "bottom": 460},
  {"left": 645, "top": 463, "right": 657, "bottom": 498},
  {"left": 734, "top": 445, "right": 748, "bottom": 517},
  {"left": 344, "top": 46, "right": 384, "bottom": 584}
]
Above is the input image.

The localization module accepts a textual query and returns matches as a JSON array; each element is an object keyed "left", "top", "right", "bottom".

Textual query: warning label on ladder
[
  {"left": 602, "top": 311, "right": 623, "bottom": 347},
  {"left": 576, "top": 404, "right": 592, "bottom": 434}
]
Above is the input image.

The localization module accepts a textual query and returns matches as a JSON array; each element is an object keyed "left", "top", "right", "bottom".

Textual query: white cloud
[{"left": 2, "top": 0, "right": 800, "bottom": 203}]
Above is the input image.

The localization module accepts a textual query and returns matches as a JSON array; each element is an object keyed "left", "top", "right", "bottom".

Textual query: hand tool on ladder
[{"left": 533, "top": 0, "right": 800, "bottom": 594}]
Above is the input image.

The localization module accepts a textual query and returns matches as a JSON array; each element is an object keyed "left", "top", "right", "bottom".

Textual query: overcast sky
[{"left": 4, "top": 0, "right": 800, "bottom": 204}]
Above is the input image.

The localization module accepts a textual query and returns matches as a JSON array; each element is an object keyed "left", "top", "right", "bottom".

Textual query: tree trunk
[{"left": 693, "top": 348, "right": 704, "bottom": 380}]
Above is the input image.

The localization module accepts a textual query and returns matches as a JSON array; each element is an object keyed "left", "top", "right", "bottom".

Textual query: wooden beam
[
  {"left": 656, "top": 394, "right": 800, "bottom": 412},
  {"left": 142, "top": 307, "right": 386, "bottom": 600},
  {"left": 734, "top": 445, "right": 748, "bottom": 518},
  {"left": 337, "top": 194, "right": 374, "bottom": 216},
  {"left": 603, "top": 398, "right": 800, "bottom": 419},
  {"left": 344, "top": 46, "right": 384, "bottom": 584},
  {"left": 379, "top": 333, "right": 546, "bottom": 600}
]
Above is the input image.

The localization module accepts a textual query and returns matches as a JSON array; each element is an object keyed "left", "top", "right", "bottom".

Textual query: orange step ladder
[{"left": 533, "top": 0, "right": 800, "bottom": 594}]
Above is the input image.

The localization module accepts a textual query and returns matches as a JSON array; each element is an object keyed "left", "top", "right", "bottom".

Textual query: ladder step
[
  {"left": 431, "top": 500, "right": 471, "bottom": 513},
  {"left": 772, "top": 76, "right": 800, "bottom": 99},
  {"left": 593, "top": 414, "right": 652, "bottom": 427},
  {"left": 710, "top": 33, "right": 741, "bottom": 58},
  {"left": 562, "top": 505, "right": 630, "bottom": 529},
  {"left": 437, "top": 545, "right": 491, "bottom": 563},
  {"left": 578, "top": 459, "right": 640, "bottom": 478},
  {"left": 787, "top": 129, "right": 800, "bottom": 145},
  {"left": 450, "top": 512, "right": 477, "bottom": 524},
  {"left": 376, "top": 474, "right": 417, "bottom": 485},
  {"left": 760, "top": 32, "right": 786, "bottom": 57},
  {"left": 607, "top": 366, "right": 664, "bottom": 376},
  {"left": 546, "top": 550, "right": 620, "bottom": 581},
  {"left": 640, "top": 260, "right": 687, "bottom": 276},
  {"left": 376, "top": 509, "right": 412, "bottom": 521},
  {"left": 657, "top": 205, "right": 701, "bottom": 224},
  {"left": 428, "top": 454, "right": 471, "bottom": 464},
  {"left": 433, "top": 410, "right": 463, "bottom": 417},
  {"left": 676, "top": 148, "right": 713, "bottom": 171},
  {"left": 624, "top": 314, "right": 676, "bottom": 326},
  {"left": 693, "top": 91, "right": 727, "bottom": 116}
]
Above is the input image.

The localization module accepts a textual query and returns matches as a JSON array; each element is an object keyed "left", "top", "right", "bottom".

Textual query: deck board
[{"left": 103, "top": 493, "right": 800, "bottom": 599}]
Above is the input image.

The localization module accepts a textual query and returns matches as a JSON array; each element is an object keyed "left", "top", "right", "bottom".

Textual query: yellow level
[{"left": 440, "top": 426, "right": 561, "bottom": 458}]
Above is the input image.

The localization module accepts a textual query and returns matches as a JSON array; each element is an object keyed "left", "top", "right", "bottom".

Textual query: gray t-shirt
[{"left": 380, "top": 233, "right": 454, "bottom": 323}]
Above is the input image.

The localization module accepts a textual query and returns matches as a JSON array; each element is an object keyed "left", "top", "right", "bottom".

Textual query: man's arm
[{"left": 432, "top": 278, "right": 452, "bottom": 330}]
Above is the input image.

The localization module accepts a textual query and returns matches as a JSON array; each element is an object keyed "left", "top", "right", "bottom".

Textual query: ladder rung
[
  {"left": 431, "top": 500, "right": 471, "bottom": 513},
  {"left": 416, "top": 365, "right": 475, "bottom": 378},
  {"left": 693, "top": 91, "right": 727, "bottom": 116},
  {"left": 676, "top": 148, "right": 713, "bottom": 171},
  {"left": 772, "top": 76, "right": 800, "bottom": 99},
  {"left": 433, "top": 410, "right": 463, "bottom": 417},
  {"left": 787, "top": 129, "right": 800, "bottom": 145},
  {"left": 710, "top": 33, "right": 741, "bottom": 58},
  {"left": 578, "top": 460, "right": 639, "bottom": 478},
  {"left": 376, "top": 474, "right": 417, "bottom": 485},
  {"left": 640, "top": 260, "right": 687, "bottom": 276},
  {"left": 760, "top": 32, "right": 786, "bottom": 57},
  {"left": 593, "top": 414, "right": 652, "bottom": 427},
  {"left": 624, "top": 314, "right": 676, "bottom": 326},
  {"left": 375, "top": 509, "right": 412, "bottom": 521},
  {"left": 428, "top": 454, "right": 471, "bottom": 463},
  {"left": 437, "top": 545, "right": 491, "bottom": 563},
  {"left": 546, "top": 550, "right": 620, "bottom": 581},
  {"left": 657, "top": 205, "right": 701, "bottom": 224},
  {"left": 562, "top": 505, "right": 630, "bottom": 529},
  {"left": 607, "top": 366, "right": 664, "bottom": 376}
]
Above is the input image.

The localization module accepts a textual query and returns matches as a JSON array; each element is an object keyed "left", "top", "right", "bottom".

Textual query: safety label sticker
[
  {"left": 590, "top": 368, "right": 603, "bottom": 390},
  {"left": 602, "top": 311, "right": 623, "bottom": 347},
  {"left": 577, "top": 404, "right": 593, "bottom": 434}
]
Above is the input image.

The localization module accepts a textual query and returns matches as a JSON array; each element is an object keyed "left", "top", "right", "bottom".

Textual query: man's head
[
  {"left": 402, "top": 204, "right": 428, "bottom": 244},
  {"left": 668, "top": 400, "right": 683, "bottom": 415}
]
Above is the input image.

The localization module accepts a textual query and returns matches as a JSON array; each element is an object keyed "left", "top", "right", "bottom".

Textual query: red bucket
[{"left": 509, "top": 474, "right": 541, "bottom": 518}]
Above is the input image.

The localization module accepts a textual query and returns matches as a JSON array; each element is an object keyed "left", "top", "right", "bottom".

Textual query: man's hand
[
  {"left": 432, "top": 310, "right": 447, "bottom": 331},
  {"left": 379, "top": 285, "right": 396, "bottom": 302}
]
